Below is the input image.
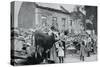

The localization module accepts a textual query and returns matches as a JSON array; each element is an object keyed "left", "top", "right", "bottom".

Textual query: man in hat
[{"left": 79, "top": 41, "right": 86, "bottom": 61}]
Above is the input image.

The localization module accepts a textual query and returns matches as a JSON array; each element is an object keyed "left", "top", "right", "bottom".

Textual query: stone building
[
  {"left": 11, "top": 1, "right": 86, "bottom": 35},
  {"left": 12, "top": 2, "right": 73, "bottom": 33}
]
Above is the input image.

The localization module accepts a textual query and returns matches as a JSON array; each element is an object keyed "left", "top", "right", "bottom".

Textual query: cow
[{"left": 19, "top": 30, "right": 58, "bottom": 65}]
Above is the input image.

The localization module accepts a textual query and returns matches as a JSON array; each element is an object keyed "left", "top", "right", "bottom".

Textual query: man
[
  {"left": 86, "top": 36, "right": 92, "bottom": 57},
  {"left": 79, "top": 41, "right": 85, "bottom": 61},
  {"left": 22, "top": 41, "right": 28, "bottom": 55}
]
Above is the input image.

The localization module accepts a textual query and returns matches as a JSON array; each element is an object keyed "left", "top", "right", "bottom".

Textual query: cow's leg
[
  {"left": 42, "top": 51, "right": 47, "bottom": 63},
  {"left": 35, "top": 45, "right": 39, "bottom": 58}
]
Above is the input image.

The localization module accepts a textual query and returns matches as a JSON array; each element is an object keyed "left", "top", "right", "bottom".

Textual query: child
[{"left": 57, "top": 40, "right": 64, "bottom": 63}]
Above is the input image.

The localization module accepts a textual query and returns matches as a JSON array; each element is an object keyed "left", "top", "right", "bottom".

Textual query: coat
[
  {"left": 79, "top": 43, "right": 86, "bottom": 57},
  {"left": 86, "top": 43, "right": 92, "bottom": 52}
]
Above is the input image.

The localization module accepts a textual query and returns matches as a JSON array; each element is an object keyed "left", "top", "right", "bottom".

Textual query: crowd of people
[
  {"left": 11, "top": 25, "right": 97, "bottom": 64},
  {"left": 52, "top": 29, "right": 97, "bottom": 62}
]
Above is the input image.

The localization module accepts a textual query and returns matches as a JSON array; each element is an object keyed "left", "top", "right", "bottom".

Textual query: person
[
  {"left": 57, "top": 40, "right": 64, "bottom": 63},
  {"left": 79, "top": 41, "right": 85, "bottom": 61},
  {"left": 91, "top": 38, "right": 97, "bottom": 54},
  {"left": 55, "top": 41, "right": 60, "bottom": 56},
  {"left": 86, "top": 43, "right": 91, "bottom": 57},
  {"left": 22, "top": 42, "right": 28, "bottom": 55},
  {"left": 86, "top": 36, "right": 92, "bottom": 57}
]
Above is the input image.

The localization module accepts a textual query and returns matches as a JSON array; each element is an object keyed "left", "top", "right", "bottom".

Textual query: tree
[
  {"left": 70, "top": 5, "right": 86, "bottom": 34},
  {"left": 84, "top": 6, "right": 97, "bottom": 35}
]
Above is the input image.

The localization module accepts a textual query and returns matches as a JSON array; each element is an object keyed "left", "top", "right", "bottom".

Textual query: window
[
  {"left": 62, "top": 18, "right": 66, "bottom": 27},
  {"left": 52, "top": 17, "right": 57, "bottom": 26},
  {"left": 41, "top": 15, "right": 47, "bottom": 26},
  {"left": 52, "top": 17, "right": 58, "bottom": 30},
  {"left": 70, "top": 20, "right": 72, "bottom": 26}
]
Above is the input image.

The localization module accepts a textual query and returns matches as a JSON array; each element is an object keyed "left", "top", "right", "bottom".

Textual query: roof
[{"left": 35, "top": 2, "right": 70, "bottom": 14}]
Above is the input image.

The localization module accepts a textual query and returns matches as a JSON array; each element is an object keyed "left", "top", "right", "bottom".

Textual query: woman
[
  {"left": 57, "top": 40, "right": 64, "bottom": 63},
  {"left": 55, "top": 41, "right": 59, "bottom": 56}
]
